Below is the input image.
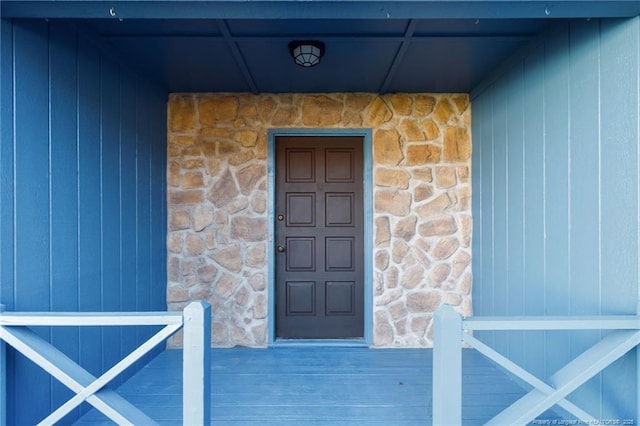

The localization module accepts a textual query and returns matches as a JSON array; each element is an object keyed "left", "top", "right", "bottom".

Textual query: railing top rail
[
  {"left": 463, "top": 315, "right": 640, "bottom": 331},
  {"left": 0, "top": 311, "right": 184, "bottom": 327}
]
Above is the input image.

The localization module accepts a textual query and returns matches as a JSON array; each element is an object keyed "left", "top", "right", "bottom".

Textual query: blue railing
[
  {"left": 0, "top": 301, "right": 211, "bottom": 425},
  {"left": 433, "top": 305, "right": 640, "bottom": 425}
]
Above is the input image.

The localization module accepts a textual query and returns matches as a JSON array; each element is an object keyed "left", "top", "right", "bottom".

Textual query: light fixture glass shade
[{"left": 289, "top": 41, "right": 325, "bottom": 67}]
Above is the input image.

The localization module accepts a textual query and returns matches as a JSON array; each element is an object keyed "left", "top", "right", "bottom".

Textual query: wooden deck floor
[{"left": 74, "top": 347, "right": 541, "bottom": 425}]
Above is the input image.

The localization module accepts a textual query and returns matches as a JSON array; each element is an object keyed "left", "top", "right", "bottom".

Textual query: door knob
[
  {"left": 277, "top": 245, "right": 286, "bottom": 253},
  {"left": 277, "top": 214, "right": 285, "bottom": 221}
]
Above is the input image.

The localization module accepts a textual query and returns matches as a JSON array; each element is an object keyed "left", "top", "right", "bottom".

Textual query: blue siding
[
  {"left": 505, "top": 62, "right": 526, "bottom": 366},
  {"left": 522, "top": 41, "right": 547, "bottom": 379},
  {"left": 120, "top": 76, "right": 139, "bottom": 375},
  {"left": 0, "top": 17, "right": 16, "bottom": 421},
  {"left": 479, "top": 87, "right": 495, "bottom": 346},
  {"left": 470, "top": 96, "right": 483, "bottom": 318},
  {"left": 135, "top": 88, "right": 153, "bottom": 363},
  {"left": 0, "top": 19, "right": 167, "bottom": 424},
  {"left": 567, "top": 19, "right": 604, "bottom": 409},
  {"left": 49, "top": 21, "right": 81, "bottom": 416},
  {"left": 543, "top": 24, "right": 572, "bottom": 377},
  {"left": 150, "top": 96, "right": 167, "bottom": 316},
  {"left": 100, "top": 57, "right": 123, "bottom": 382},
  {"left": 77, "top": 33, "right": 104, "bottom": 382},
  {"left": 492, "top": 78, "right": 508, "bottom": 353},
  {"left": 12, "top": 20, "right": 52, "bottom": 417},
  {"left": 598, "top": 18, "right": 639, "bottom": 416},
  {"left": 472, "top": 18, "right": 640, "bottom": 419}
]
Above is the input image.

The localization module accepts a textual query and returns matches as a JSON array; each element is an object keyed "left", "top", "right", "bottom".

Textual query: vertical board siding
[
  {"left": 150, "top": 96, "right": 167, "bottom": 315},
  {"left": 470, "top": 96, "right": 484, "bottom": 319},
  {"left": 48, "top": 21, "right": 81, "bottom": 417},
  {"left": 505, "top": 63, "right": 526, "bottom": 365},
  {"left": 522, "top": 42, "right": 547, "bottom": 379},
  {"left": 493, "top": 80, "right": 509, "bottom": 355},
  {"left": 0, "top": 18, "right": 16, "bottom": 418},
  {"left": 77, "top": 33, "right": 104, "bottom": 383},
  {"left": 598, "top": 18, "right": 640, "bottom": 418},
  {"left": 149, "top": 94, "right": 168, "bottom": 364},
  {"left": 0, "top": 19, "right": 167, "bottom": 425},
  {"left": 12, "top": 20, "right": 53, "bottom": 418},
  {"left": 567, "top": 18, "right": 604, "bottom": 410},
  {"left": 14, "top": 20, "right": 50, "bottom": 311},
  {"left": 543, "top": 24, "right": 571, "bottom": 378},
  {"left": 637, "top": 16, "right": 640, "bottom": 418},
  {"left": 135, "top": 88, "right": 153, "bottom": 363},
  {"left": 480, "top": 89, "right": 495, "bottom": 347},
  {"left": 100, "top": 57, "right": 123, "bottom": 384},
  {"left": 119, "top": 76, "right": 138, "bottom": 379},
  {"left": 471, "top": 18, "right": 640, "bottom": 419},
  {"left": 0, "top": 20, "right": 14, "bottom": 312},
  {"left": 599, "top": 19, "right": 639, "bottom": 316}
]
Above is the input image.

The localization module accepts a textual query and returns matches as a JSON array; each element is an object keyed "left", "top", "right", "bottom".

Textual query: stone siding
[{"left": 167, "top": 93, "right": 472, "bottom": 347}]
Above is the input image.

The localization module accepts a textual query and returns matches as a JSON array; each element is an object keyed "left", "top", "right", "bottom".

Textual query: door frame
[{"left": 267, "top": 128, "right": 373, "bottom": 346}]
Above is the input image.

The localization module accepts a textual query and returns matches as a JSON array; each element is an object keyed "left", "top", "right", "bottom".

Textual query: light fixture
[{"left": 289, "top": 40, "right": 325, "bottom": 68}]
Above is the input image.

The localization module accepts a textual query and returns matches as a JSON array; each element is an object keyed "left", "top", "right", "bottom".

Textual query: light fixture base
[{"left": 288, "top": 40, "right": 325, "bottom": 68}]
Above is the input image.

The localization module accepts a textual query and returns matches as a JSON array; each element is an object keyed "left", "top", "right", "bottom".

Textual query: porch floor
[{"left": 74, "top": 347, "right": 543, "bottom": 425}]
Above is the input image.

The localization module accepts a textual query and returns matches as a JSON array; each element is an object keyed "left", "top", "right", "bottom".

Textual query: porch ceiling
[{"left": 3, "top": 1, "right": 640, "bottom": 93}]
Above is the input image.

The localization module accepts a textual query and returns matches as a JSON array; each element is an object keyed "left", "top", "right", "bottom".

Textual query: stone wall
[{"left": 167, "top": 93, "right": 472, "bottom": 347}]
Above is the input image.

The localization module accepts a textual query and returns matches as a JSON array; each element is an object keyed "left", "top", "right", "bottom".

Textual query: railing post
[
  {"left": 433, "top": 304, "right": 462, "bottom": 425},
  {"left": 0, "top": 304, "right": 6, "bottom": 426},
  {"left": 182, "top": 301, "right": 211, "bottom": 425}
]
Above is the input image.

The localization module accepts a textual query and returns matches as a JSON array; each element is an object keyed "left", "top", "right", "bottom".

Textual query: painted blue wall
[
  {"left": 0, "top": 19, "right": 167, "bottom": 424},
  {"left": 472, "top": 17, "right": 640, "bottom": 419}
]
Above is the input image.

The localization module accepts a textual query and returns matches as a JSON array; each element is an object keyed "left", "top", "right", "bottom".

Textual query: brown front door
[{"left": 275, "top": 136, "right": 364, "bottom": 339}]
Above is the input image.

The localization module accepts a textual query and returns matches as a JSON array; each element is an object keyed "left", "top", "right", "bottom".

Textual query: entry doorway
[{"left": 274, "top": 135, "right": 365, "bottom": 339}]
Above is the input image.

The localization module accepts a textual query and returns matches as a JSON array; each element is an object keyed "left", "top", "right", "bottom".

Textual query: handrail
[
  {"left": 0, "top": 301, "right": 211, "bottom": 426},
  {"left": 0, "top": 311, "right": 184, "bottom": 326},
  {"left": 433, "top": 305, "right": 640, "bottom": 425},
  {"left": 463, "top": 316, "right": 640, "bottom": 330}
]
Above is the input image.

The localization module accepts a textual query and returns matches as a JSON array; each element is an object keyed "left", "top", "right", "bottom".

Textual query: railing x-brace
[
  {"left": 0, "top": 301, "right": 211, "bottom": 425},
  {"left": 433, "top": 305, "right": 640, "bottom": 425}
]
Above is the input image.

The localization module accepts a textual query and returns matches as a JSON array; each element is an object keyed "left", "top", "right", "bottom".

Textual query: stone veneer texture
[{"left": 167, "top": 93, "right": 472, "bottom": 348}]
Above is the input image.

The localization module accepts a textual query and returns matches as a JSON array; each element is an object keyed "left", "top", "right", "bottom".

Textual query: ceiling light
[{"left": 288, "top": 41, "right": 325, "bottom": 68}]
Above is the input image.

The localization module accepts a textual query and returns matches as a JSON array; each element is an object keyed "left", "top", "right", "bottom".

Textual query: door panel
[{"left": 275, "top": 136, "right": 364, "bottom": 339}]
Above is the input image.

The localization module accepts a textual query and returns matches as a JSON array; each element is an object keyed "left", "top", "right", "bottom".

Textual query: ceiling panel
[
  {"left": 67, "top": 16, "right": 562, "bottom": 93},
  {"left": 104, "top": 36, "right": 251, "bottom": 92},
  {"left": 4, "top": 1, "right": 639, "bottom": 94},
  {"left": 389, "top": 36, "right": 534, "bottom": 92},
  {"left": 240, "top": 38, "right": 401, "bottom": 92}
]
